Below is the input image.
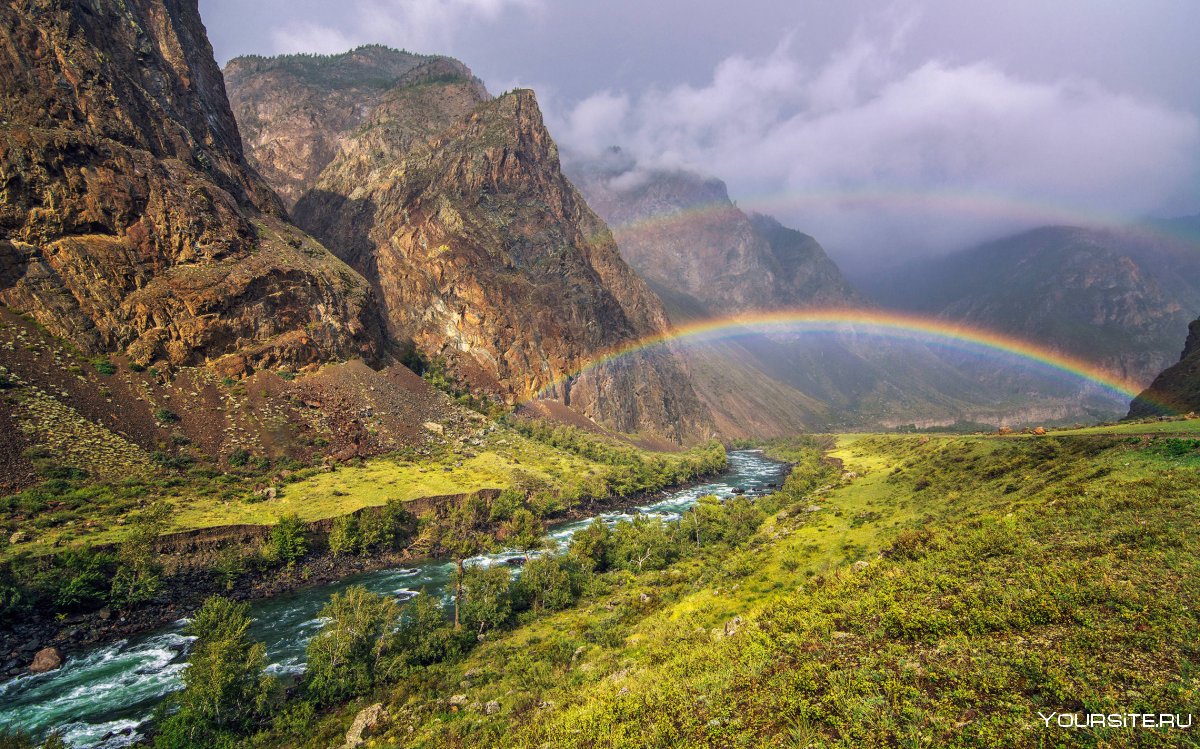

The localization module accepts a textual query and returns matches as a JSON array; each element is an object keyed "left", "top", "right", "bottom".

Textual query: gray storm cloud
[{"left": 549, "top": 30, "right": 1200, "bottom": 271}]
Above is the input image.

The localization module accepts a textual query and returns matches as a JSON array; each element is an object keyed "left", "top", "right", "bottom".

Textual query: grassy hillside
[
  {"left": 1, "top": 422, "right": 724, "bottom": 558},
  {"left": 242, "top": 428, "right": 1199, "bottom": 748}
]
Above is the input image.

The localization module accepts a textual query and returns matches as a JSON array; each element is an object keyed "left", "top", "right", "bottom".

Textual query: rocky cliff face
[
  {"left": 570, "top": 153, "right": 859, "bottom": 314},
  {"left": 0, "top": 0, "right": 381, "bottom": 374},
  {"left": 226, "top": 51, "right": 711, "bottom": 442},
  {"left": 1128, "top": 319, "right": 1200, "bottom": 417}
]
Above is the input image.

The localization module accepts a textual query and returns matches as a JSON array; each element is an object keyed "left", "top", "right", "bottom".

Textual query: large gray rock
[{"left": 343, "top": 703, "right": 385, "bottom": 749}]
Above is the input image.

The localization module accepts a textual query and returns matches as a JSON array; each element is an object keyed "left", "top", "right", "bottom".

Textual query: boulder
[
  {"left": 484, "top": 700, "right": 501, "bottom": 715},
  {"left": 342, "top": 703, "right": 385, "bottom": 749},
  {"left": 29, "top": 647, "right": 63, "bottom": 674}
]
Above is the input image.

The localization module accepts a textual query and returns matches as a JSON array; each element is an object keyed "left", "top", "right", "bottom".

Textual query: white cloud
[
  {"left": 269, "top": 0, "right": 540, "bottom": 57},
  {"left": 552, "top": 21, "right": 1200, "bottom": 269}
]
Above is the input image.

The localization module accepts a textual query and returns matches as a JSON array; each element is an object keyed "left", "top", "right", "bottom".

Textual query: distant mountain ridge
[
  {"left": 568, "top": 150, "right": 860, "bottom": 315},
  {"left": 570, "top": 154, "right": 1062, "bottom": 433},
  {"left": 863, "top": 225, "right": 1200, "bottom": 388}
]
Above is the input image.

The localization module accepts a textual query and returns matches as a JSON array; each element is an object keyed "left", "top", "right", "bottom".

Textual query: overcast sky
[{"left": 200, "top": 0, "right": 1200, "bottom": 272}]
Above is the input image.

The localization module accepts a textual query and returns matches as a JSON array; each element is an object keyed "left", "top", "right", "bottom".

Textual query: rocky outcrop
[
  {"left": 1128, "top": 319, "right": 1200, "bottom": 417},
  {"left": 227, "top": 50, "right": 711, "bottom": 443},
  {"left": 29, "top": 646, "right": 63, "bottom": 674},
  {"left": 343, "top": 703, "right": 387, "bottom": 749},
  {"left": 0, "top": 0, "right": 381, "bottom": 374},
  {"left": 225, "top": 45, "right": 488, "bottom": 209}
]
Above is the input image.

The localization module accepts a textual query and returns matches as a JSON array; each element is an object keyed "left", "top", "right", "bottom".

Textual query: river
[{"left": 0, "top": 450, "right": 787, "bottom": 747}]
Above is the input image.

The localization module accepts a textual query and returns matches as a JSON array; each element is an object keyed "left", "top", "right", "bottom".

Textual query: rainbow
[{"left": 529, "top": 308, "right": 1153, "bottom": 409}]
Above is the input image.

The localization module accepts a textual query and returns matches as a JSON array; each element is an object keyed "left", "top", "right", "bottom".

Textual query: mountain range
[{"left": 2, "top": 0, "right": 1197, "bottom": 476}]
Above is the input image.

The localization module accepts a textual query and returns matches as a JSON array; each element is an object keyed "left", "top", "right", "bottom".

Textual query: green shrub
[
  {"left": 155, "top": 596, "right": 274, "bottom": 747},
  {"left": 515, "top": 553, "right": 586, "bottom": 611},
  {"left": 327, "top": 515, "right": 360, "bottom": 556},
  {"left": 227, "top": 448, "right": 250, "bottom": 467},
  {"left": 461, "top": 564, "right": 513, "bottom": 634},
  {"left": 394, "top": 591, "right": 470, "bottom": 666},
  {"left": 92, "top": 357, "right": 116, "bottom": 376}
]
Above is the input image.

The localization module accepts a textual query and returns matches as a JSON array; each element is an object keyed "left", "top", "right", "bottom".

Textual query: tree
[
  {"left": 270, "top": 513, "right": 308, "bottom": 568},
  {"left": 305, "top": 586, "right": 399, "bottom": 704},
  {"left": 394, "top": 590, "right": 466, "bottom": 666},
  {"left": 327, "top": 514, "right": 360, "bottom": 556},
  {"left": 516, "top": 554, "right": 585, "bottom": 612},
  {"left": 502, "top": 508, "right": 544, "bottom": 559},
  {"left": 608, "top": 515, "right": 681, "bottom": 572},
  {"left": 111, "top": 503, "right": 169, "bottom": 606},
  {"left": 359, "top": 500, "right": 416, "bottom": 553},
  {"left": 156, "top": 596, "right": 273, "bottom": 748},
  {"left": 568, "top": 518, "right": 612, "bottom": 572},
  {"left": 432, "top": 497, "right": 492, "bottom": 629},
  {"left": 460, "top": 564, "right": 512, "bottom": 635}
]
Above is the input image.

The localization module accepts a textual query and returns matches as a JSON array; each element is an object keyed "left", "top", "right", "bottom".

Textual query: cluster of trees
[
  {"left": 568, "top": 495, "right": 765, "bottom": 574},
  {"left": 0, "top": 498, "right": 422, "bottom": 626},
  {"left": 151, "top": 489, "right": 778, "bottom": 747},
  {"left": 1, "top": 495, "right": 788, "bottom": 748},
  {"left": 327, "top": 500, "right": 417, "bottom": 557}
]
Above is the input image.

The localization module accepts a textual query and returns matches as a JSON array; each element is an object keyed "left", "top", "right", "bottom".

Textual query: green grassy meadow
[{"left": 246, "top": 427, "right": 1200, "bottom": 749}]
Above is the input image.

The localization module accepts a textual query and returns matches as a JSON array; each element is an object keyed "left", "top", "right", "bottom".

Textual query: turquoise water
[{"left": 0, "top": 450, "right": 787, "bottom": 747}]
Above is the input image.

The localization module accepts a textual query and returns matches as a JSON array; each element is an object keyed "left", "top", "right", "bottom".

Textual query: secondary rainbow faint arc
[
  {"left": 594, "top": 188, "right": 1198, "bottom": 248},
  {"left": 527, "top": 308, "right": 1148, "bottom": 406}
]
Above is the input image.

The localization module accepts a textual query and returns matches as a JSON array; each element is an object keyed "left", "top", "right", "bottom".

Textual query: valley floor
[{"left": 247, "top": 427, "right": 1199, "bottom": 749}]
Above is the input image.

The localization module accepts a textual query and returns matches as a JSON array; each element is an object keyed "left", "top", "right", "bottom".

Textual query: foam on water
[{"left": 0, "top": 450, "right": 786, "bottom": 746}]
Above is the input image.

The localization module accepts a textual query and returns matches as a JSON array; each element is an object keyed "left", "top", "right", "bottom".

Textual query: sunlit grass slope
[{"left": 285, "top": 430, "right": 1200, "bottom": 749}]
